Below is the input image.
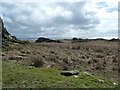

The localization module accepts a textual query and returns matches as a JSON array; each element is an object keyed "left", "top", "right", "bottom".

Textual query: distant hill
[{"left": 71, "top": 37, "right": 119, "bottom": 43}]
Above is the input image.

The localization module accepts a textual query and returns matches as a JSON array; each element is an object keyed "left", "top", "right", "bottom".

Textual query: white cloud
[
  {"left": 84, "top": 2, "right": 118, "bottom": 39},
  {"left": 1, "top": 1, "right": 118, "bottom": 39},
  {"left": 2, "top": 0, "right": 119, "bottom": 2}
]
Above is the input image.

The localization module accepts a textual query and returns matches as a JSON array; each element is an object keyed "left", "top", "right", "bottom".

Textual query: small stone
[
  {"left": 83, "top": 71, "right": 92, "bottom": 76},
  {"left": 28, "top": 66, "right": 33, "bottom": 69},
  {"left": 73, "top": 75, "right": 78, "bottom": 78},
  {"left": 47, "top": 65, "right": 52, "bottom": 68},
  {"left": 98, "top": 79, "right": 104, "bottom": 83},
  {"left": 113, "top": 82, "right": 117, "bottom": 86}
]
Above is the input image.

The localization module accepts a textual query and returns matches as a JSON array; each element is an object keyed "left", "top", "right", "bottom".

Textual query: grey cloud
[
  {"left": 95, "top": 30, "right": 118, "bottom": 38},
  {"left": 2, "top": 2, "right": 100, "bottom": 39},
  {"left": 52, "top": 2, "right": 100, "bottom": 27}
]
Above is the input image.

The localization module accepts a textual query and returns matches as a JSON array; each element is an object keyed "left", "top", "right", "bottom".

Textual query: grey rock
[
  {"left": 83, "top": 71, "right": 92, "bottom": 76},
  {"left": 61, "top": 70, "right": 79, "bottom": 76},
  {"left": 36, "top": 37, "right": 61, "bottom": 43}
]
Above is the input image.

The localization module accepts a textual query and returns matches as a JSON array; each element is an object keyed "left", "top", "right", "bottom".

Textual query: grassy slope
[{"left": 2, "top": 60, "right": 117, "bottom": 88}]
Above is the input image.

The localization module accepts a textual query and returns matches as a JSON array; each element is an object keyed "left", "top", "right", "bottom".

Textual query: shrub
[
  {"left": 31, "top": 55, "right": 44, "bottom": 67},
  {"left": 95, "top": 54, "right": 104, "bottom": 58},
  {"left": 50, "top": 51, "right": 54, "bottom": 54},
  {"left": 47, "top": 55, "right": 57, "bottom": 62},
  {"left": 81, "top": 56, "right": 86, "bottom": 59},
  {"left": 95, "top": 66, "right": 104, "bottom": 70},
  {"left": 95, "top": 49, "right": 103, "bottom": 52},
  {"left": 93, "top": 59, "right": 98, "bottom": 63},
  {"left": 87, "top": 61, "right": 92, "bottom": 64}
]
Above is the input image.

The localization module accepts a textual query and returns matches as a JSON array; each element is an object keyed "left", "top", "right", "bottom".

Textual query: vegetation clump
[{"left": 30, "top": 55, "right": 45, "bottom": 67}]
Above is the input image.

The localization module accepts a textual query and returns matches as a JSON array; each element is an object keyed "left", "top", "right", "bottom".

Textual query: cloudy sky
[{"left": 1, "top": 0, "right": 119, "bottom": 40}]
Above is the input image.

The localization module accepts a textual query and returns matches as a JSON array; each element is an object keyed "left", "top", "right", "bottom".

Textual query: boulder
[{"left": 61, "top": 70, "right": 79, "bottom": 76}]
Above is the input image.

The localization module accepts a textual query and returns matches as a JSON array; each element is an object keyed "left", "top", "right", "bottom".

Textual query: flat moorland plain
[{"left": 2, "top": 40, "right": 119, "bottom": 88}]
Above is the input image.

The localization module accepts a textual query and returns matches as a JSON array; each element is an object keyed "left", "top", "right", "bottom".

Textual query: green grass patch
[{"left": 2, "top": 60, "right": 117, "bottom": 88}]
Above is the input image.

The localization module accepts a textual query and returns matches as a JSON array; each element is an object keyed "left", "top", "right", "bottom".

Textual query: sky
[{"left": 1, "top": 0, "right": 119, "bottom": 40}]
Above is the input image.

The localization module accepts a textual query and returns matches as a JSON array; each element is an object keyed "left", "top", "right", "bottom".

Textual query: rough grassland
[
  {"left": 2, "top": 60, "right": 117, "bottom": 88},
  {"left": 2, "top": 40, "right": 119, "bottom": 88}
]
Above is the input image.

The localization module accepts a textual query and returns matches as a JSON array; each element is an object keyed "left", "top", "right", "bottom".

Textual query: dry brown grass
[
  {"left": 30, "top": 55, "right": 45, "bottom": 67},
  {"left": 3, "top": 40, "right": 119, "bottom": 81}
]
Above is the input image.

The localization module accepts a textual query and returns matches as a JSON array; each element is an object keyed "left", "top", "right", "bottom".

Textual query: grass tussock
[{"left": 30, "top": 55, "right": 45, "bottom": 67}]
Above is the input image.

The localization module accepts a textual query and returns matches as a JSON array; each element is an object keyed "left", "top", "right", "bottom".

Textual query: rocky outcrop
[
  {"left": 0, "top": 17, "right": 18, "bottom": 42},
  {"left": 0, "top": 17, "right": 18, "bottom": 49},
  {"left": 0, "top": 17, "right": 29, "bottom": 49},
  {"left": 36, "top": 37, "right": 61, "bottom": 43},
  {"left": 72, "top": 37, "right": 89, "bottom": 43}
]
